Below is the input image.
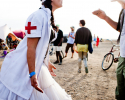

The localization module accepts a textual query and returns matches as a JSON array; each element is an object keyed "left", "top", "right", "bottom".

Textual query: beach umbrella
[
  {"left": 13, "top": 30, "right": 25, "bottom": 39},
  {"left": 0, "top": 24, "right": 11, "bottom": 41}
]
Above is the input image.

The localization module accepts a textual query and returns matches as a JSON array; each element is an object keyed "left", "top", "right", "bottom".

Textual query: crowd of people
[
  {"left": 6, "top": 36, "right": 20, "bottom": 49},
  {"left": 0, "top": 0, "right": 125, "bottom": 100},
  {"left": 52, "top": 20, "right": 93, "bottom": 71},
  {"left": 53, "top": 20, "right": 96, "bottom": 74},
  {"left": 0, "top": 39, "right": 8, "bottom": 50}
]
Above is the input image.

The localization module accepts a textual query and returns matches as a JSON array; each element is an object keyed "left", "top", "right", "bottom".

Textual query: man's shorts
[{"left": 53, "top": 46, "right": 62, "bottom": 51}]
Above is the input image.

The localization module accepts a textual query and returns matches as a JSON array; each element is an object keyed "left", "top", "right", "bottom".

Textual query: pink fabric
[{"left": 13, "top": 31, "right": 25, "bottom": 39}]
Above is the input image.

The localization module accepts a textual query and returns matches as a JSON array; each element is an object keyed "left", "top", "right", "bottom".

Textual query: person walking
[
  {"left": 93, "top": 34, "right": 96, "bottom": 48},
  {"left": 0, "top": 0, "right": 72, "bottom": 100},
  {"left": 53, "top": 25, "right": 63, "bottom": 65},
  {"left": 65, "top": 26, "right": 75, "bottom": 58},
  {"left": 93, "top": 0, "right": 125, "bottom": 99},
  {"left": 74, "top": 20, "right": 92, "bottom": 73},
  {"left": 96, "top": 36, "right": 99, "bottom": 47}
]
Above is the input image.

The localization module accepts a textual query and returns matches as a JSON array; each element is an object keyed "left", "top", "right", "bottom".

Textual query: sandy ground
[{"left": 0, "top": 41, "right": 120, "bottom": 100}]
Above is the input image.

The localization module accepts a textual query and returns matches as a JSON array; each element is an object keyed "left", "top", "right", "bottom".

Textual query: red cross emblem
[{"left": 25, "top": 22, "right": 37, "bottom": 34}]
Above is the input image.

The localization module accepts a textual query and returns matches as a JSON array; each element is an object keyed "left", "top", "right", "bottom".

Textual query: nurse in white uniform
[{"left": 0, "top": 0, "right": 72, "bottom": 100}]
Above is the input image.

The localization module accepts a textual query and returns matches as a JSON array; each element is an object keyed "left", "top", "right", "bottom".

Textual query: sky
[{"left": 0, "top": 0, "right": 122, "bottom": 39}]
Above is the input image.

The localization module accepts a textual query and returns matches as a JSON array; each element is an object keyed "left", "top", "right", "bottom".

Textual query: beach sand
[{"left": 0, "top": 41, "right": 119, "bottom": 100}]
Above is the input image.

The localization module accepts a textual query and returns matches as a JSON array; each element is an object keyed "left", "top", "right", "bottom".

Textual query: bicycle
[{"left": 101, "top": 40, "right": 120, "bottom": 71}]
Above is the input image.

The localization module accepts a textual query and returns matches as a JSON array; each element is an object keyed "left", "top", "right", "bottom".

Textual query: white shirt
[
  {"left": 0, "top": 6, "right": 51, "bottom": 99},
  {"left": 67, "top": 32, "right": 75, "bottom": 44},
  {"left": 120, "top": 9, "right": 125, "bottom": 58}
]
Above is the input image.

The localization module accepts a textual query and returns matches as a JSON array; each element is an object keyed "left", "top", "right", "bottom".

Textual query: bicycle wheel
[{"left": 101, "top": 53, "right": 114, "bottom": 71}]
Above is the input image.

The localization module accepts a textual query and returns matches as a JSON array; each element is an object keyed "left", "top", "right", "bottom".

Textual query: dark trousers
[
  {"left": 115, "top": 57, "right": 125, "bottom": 100},
  {"left": 65, "top": 43, "right": 74, "bottom": 53}
]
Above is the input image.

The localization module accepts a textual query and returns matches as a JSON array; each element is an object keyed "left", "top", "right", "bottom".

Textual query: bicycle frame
[
  {"left": 105, "top": 43, "right": 120, "bottom": 63},
  {"left": 110, "top": 45, "right": 120, "bottom": 53},
  {"left": 102, "top": 40, "right": 120, "bottom": 70}
]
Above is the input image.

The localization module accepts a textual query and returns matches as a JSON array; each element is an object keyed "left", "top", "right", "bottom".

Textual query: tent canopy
[
  {"left": 0, "top": 24, "right": 12, "bottom": 41},
  {"left": 13, "top": 30, "right": 25, "bottom": 39}
]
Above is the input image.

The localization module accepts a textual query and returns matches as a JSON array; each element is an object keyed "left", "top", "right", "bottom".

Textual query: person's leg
[
  {"left": 71, "top": 44, "right": 74, "bottom": 58},
  {"left": 58, "top": 47, "right": 62, "bottom": 65},
  {"left": 71, "top": 53, "right": 74, "bottom": 58},
  {"left": 78, "top": 52, "right": 82, "bottom": 73},
  {"left": 53, "top": 45, "right": 56, "bottom": 54},
  {"left": 115, "top": 57, "right": 125, "bottom": 100},
  {"left": 96, "top": 42, "right": 97, "bottom": 47},
  {"left": 98, "top": 42, "right": 99, "bottom": 47},
  {"left": 83, "top": 52, "right": 88, "bottom": 73},
  {"left": 53, "top": 51, "right": 59, "bottom": 64},
  {"left": 123, "top": 64, "right": 125, "bottom": 100},
  {"left": 65, "top": 44, "right": 70, "bottom": 57},
  {"left": 53, "top": 47, "right": 59, "bottom": 64},
  {"left": 58, "top": 51, "right": 62, "bottom": 65},
  {"left": 96, "top": 42, "right": 99, "bottom": 48}
]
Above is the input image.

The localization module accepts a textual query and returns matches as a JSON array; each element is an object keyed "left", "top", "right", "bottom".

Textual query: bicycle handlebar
[
  {"left": 114, "top": 45, "right": 120, "bottom": 47},
  {"left": 107, "top": 39, "right": 120, "bottom": 47}
]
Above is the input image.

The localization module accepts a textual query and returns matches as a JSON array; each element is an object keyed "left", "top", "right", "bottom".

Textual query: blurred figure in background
[
  {"left": 74, "top": 20, "right": 92, "bottom": 73},
  {"left": 96, "top": 36, "right": 99, "bottom": 47},
  {"left": 0, "top": 39, "right": 4, "bottom": 50},
  {"left": 65, "top": 26, "right": 75, "bottom": 58},
  {"left": 53, "top": 25, "right": 63, "bottom": 65},
  {"left": 93, "top": 34, "right": 96, "bottom": 48}
]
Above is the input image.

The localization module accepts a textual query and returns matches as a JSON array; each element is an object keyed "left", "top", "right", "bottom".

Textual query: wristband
[{"left": 29, "top": 71, "right": 36, "bottom": 78}]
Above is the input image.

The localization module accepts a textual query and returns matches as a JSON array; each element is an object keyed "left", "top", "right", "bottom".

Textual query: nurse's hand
[
  {"left": 92, "top": 9, "right": 107, "bottom": 20},
  {"left": 48, "top": 62, "right": 56, "bottom": 76},
  {"left": 31, "top": 74, "right": 43, "bottom": 93}
]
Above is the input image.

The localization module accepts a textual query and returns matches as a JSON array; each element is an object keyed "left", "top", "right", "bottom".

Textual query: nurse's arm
[
  {"left": 27, "top": 38, "right": 40, "bottom": 73},
  {"left": 27, "top": 38, "right": 43, "bottom": 93}
]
